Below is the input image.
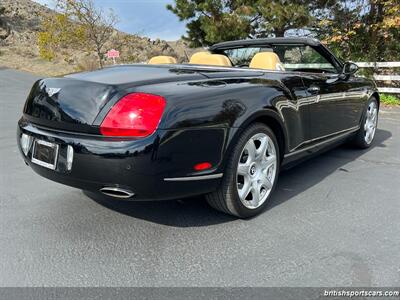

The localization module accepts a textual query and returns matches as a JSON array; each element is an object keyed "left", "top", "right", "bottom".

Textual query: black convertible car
[{"left": 17, "top": 37, "right": 379, "bottom": 218}]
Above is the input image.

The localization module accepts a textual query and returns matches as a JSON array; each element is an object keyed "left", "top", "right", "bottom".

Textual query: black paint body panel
[{"left": 18, "top": 40, "right": 379, "bottom": 201}]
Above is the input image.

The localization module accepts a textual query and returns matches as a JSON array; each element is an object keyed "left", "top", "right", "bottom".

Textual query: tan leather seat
[
  {"left": 148, "top": 56, "right": 177, "bottom": 64},
  {"left": 189, "top": 52, "right": 232, "bottom": 67},
  {"left": 249, "top": 52, "right": 285, "bottom": 71},
  {"left": 189, "top": 51, "right": 210, "bottom": 63}
]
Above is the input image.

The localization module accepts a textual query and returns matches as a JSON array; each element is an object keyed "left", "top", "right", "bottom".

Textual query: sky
[{"left": 33, "top": 0, "right": 187, "bottom": 41}]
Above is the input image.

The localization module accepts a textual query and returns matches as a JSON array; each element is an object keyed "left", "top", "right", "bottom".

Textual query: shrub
[
  {"left": 38, "top": 31, "right": 56, "bottom": 61},
  {"left": 75, "top": 56, "right": 99, "bottom": 72},
  {"left": 381, "top": 94, "right": 400, "bottom": 105}
]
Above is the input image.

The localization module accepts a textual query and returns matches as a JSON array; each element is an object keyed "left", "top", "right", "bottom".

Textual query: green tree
[
  {"left": 166, "top": 0, "right": 254, "bottom": 47},
  {"left": 167, "top": 0, "right": 315, "bottom": 47},
  {"left": 168, "top": 0, "right": 399, "bottom": 63},
  {"left": 254, "top": 0, "right": 314, "bottom": 37},
  {"left": 317, "top": 0, "right": 400, "bottom": 61}
]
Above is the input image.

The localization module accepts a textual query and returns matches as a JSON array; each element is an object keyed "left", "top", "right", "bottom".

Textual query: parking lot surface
[{"left": 1, "top": 68, "right": 399, "bottom": 286}]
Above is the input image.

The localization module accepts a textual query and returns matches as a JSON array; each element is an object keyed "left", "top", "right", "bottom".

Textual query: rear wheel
[
  {"left": 353, "top": 97, "right": 378, "bottom": 148},
  {"left": 206, "top": 123, "right": 280, "bottom": 218}
]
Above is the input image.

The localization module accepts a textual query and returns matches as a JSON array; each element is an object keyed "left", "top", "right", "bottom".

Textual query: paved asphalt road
[{"left": 1, "top": 68, "right": 399, "bottom": 287}]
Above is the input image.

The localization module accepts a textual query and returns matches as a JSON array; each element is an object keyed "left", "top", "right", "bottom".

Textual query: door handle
[{"left": 307, "top": 86, "right": 320, "bottom": 94}]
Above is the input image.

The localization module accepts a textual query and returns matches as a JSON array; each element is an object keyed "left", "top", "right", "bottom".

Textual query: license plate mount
[{"left": 31, "top": 139, "right": 59, "bottom": 170}]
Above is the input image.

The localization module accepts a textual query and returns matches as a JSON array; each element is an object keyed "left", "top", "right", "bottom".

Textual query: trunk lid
[
  {"left": 64, "top": 64, "right": 207, "bottom": 85},
  {"left": 23, "top": 65, "right": 207, "bottom": 133},
  {"left": 23, "top": 78, "right": 117, "bottom": 133}
]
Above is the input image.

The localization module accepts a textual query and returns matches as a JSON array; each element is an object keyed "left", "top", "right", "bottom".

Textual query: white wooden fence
[
  {"left": 284, "top": 62, "right": 400, "bottom": 94},
  {"left": 356, "top": 62, "right": 400, "bottom": 94}
]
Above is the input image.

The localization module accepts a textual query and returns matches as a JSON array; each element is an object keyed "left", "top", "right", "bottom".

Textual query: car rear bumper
[{"left": 17, "top": 118, "right": 227, "bottom": 201}]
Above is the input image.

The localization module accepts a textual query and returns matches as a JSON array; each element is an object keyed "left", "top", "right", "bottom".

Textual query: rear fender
[{"left": 220, "top": 109, "right": 289, "bottom": 172}]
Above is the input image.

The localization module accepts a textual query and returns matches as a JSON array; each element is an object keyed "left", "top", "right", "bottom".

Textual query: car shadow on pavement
[
  {"left": 269, "top": 128, "right": 391, "bottom": 211},
  {"left": 86, "top": 128, "right": 391, "bottom": 227}
]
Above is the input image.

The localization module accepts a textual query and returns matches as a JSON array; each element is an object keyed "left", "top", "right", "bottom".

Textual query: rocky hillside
[{"left": 0, "top": 0, "right": 193, "bottom": 75}]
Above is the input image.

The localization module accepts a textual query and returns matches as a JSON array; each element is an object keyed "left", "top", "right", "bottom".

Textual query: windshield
[{"left": 217, "top": 44, "right": 339, "bottom": 73}]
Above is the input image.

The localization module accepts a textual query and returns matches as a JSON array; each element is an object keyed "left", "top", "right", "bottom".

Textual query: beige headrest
[
  {"left": 189, "top": 51, "right": 210, "bottom": 64},
  {"left": 189, "top": 52, "right": 232, "bottom": 67},
  {"left": 249, "top": 52, "right": 285, "bottom": 70},
  {"left": 148, "top": 56, "right": 177, "bottom": 64}
]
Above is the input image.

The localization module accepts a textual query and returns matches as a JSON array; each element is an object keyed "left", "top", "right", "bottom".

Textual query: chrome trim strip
[
  {"left": 285, "top": 126, "right": 359, "bottom": 158},
  {"left": 164, "top": 173, "right": 224, "bottom": 181},
  {"left": 290, "top": 125, "right": 360, "bottom": 152},
  {"left": 66, "top": 145, "right": 74, "bottom": 171}
]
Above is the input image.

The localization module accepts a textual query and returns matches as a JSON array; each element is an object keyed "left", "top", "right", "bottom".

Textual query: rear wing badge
[{"left": 46, "top": 87, "right": 61, "bottom": 97}]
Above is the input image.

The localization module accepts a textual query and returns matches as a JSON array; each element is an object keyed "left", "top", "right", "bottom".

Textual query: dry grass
[
  {"left": 0, "top": 48, "right": 76, "bottom": 76},
  {"left": 75, "top": 55, "right": 100, "bottom": 72}
]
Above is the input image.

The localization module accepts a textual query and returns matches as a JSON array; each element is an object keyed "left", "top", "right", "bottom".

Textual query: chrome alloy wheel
[
  {"left": 236, "top": 133, "right": 277, "bottom": 209},
  {"left": 364, "top": 101, "right": 378, "bottom": 144}
]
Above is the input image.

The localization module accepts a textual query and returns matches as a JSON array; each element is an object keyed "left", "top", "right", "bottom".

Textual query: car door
[
  {"left": 301, "top": 73, "right": 363, "bottom": 140},
  {"left": 277, "top": 74, "right": 313, "bottom": 151},
  {"left": 276, "top": 43, "right": 363, "bottom": 141}
]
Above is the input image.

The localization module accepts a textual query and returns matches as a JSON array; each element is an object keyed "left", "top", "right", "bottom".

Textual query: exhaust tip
[{"left": 100, "top": 187, "right": 135, "bottom": 199}]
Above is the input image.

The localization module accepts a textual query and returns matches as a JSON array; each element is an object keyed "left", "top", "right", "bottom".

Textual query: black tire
[
  {"left": 206, "top": 123, "right": 280, "bottom": 218},
  {"left": 352, "top": 97, "right": 379, "bottom": 149}
]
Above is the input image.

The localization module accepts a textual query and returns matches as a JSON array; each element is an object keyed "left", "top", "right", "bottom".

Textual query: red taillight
[
  {"left": 194, "top": 162, "right": 212, "bottom": 171},
  {"left": 100, "top": 93, "right": 166, "bottom": 137}
]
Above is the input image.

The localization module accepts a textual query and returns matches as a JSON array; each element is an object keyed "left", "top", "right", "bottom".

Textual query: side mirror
[{"left": 342, "top": 61, "right": 358, "bottom": 76}]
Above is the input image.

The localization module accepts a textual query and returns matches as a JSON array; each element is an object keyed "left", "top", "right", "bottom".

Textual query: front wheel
[
  {"left": 206, "top": 123, "right": 280, "bottom": 218},
  {"left": 353, "top": 97, "right": 379, "bottom": 148}
]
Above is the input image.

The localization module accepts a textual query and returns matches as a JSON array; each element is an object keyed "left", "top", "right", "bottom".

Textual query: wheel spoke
[
  {"left": 238, "top": 181, "right": 251, "bottom": 200},
  {"left": 369, "top": 131, "right": 373, "bottom": 142},
  {"left": 237, "top": 163, "right": 249, "bottom": 176},
  {"left": 251, "top": 186, "right": 260, "bottom": 207},
  {"left": 256, "top": 136, "right": 269, "bottom": 159},
  {"left": 368, "top": 106, "right": 374, "bottom": 117},
  {"left": 261, "top": 155, "right": 276, "bottom": 171},
  {"left": 371, "top": 109, "right": 377, "bottom": 123},
  {"left": 371, "top": 127, "right": 376, "bottom": 138},
  {"left": 245, "top": 140, "right": 257, "bottom": 162},
  {"left": 260, "top": 176, "right": 272, "bottom": 190}
]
